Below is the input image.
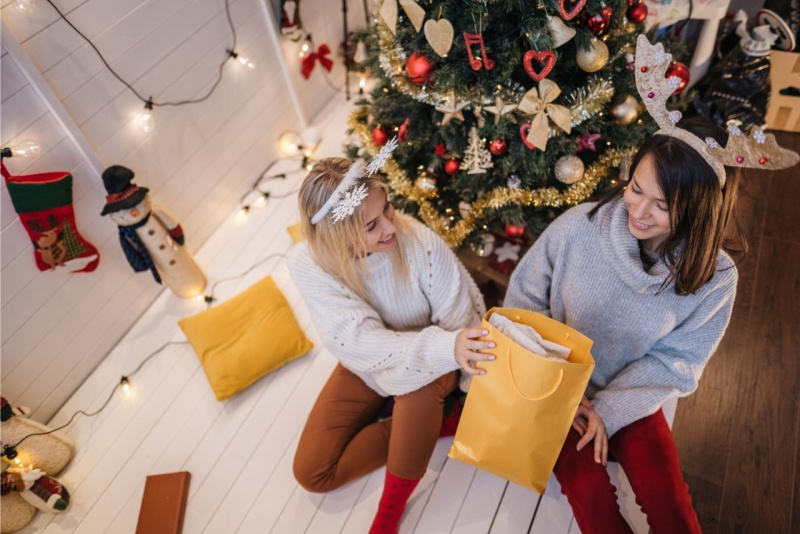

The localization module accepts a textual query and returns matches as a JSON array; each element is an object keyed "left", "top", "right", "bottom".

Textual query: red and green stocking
[{"left": 2, "top": 162, "right": 99, "bottom": 273}]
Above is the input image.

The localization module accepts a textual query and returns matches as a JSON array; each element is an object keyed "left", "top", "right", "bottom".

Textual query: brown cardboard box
[{"left": 766, "top": 50, "right": 800, "bottom": 132}]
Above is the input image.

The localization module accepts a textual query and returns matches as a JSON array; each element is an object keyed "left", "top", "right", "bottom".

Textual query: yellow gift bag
[{"left": 448, "top": 307, "right": 595, "bottom": 493}]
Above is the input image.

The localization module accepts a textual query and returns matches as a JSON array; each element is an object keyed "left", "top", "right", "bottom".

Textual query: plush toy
[
  {"left": 100, "top": 165, "right": 207, "bottom": 299},
  {"left": 1, "top": 398, "right": 74, "bottom": 533}
]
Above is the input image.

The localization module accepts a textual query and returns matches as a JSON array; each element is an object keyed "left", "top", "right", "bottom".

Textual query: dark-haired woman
[{"left": 505, "top": 118, "right": 747, "bottom": 533}]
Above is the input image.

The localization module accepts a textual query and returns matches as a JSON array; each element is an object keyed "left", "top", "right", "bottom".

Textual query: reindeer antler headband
[
  {"left": 629, "top": 35, "right": 798, "bottom": 187},
  {"left": 310, "top": 137, "right": 399, "bottom": 225}
]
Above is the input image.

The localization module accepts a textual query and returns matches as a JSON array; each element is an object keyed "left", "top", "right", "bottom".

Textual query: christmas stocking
[{"left": 2, "top": 162, "right": 99, "bottom": 273}]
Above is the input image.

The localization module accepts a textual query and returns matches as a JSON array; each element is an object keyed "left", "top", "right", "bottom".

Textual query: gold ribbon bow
[{"left": 516, "top": 79, "right": 572, "bottom": 150}]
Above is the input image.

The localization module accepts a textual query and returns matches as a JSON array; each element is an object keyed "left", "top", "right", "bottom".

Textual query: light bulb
[
  {"left": 8, "top": 140, "right": 41, "bottom": 159},
  {"left": 14, "top": 0, "right": 36, "bottom": 13},
  {"left": 194, "top": 294, "right": 205, "bottom": 302},
  {"left": 237, "top": 55, "right": 255, "bottom": 69},
  {"left": 138, "top": 104, "right": 154, "bottom": 133},
  {"left": 359, "top": 76, "right": 366, "bottom": 89},
  {"left": 277, "top": 131, "right": 302, "bottom": 156},
  {"left": 120, "top": 377, "right": 131, "bottom": 396},
  {"left": 237, "top": 206, "right": 250, "bottom": 219},
  {"left": 14, "top": 457, "right": 21, "bottom": 465}
]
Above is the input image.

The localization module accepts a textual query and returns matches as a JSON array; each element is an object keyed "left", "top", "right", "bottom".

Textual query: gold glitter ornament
[
  {"left": 554, "top": 155, "right": 585, "bottom": 184},
  {"left": 576, "top": 38, "right": 609, "bottom": 72},
  {"left": 611, "top": 95, "right": 640, "bottom": 125}
]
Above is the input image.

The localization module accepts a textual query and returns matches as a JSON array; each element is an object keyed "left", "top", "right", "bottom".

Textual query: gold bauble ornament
[
  {"left": 555, "top": 155, "right": 585, "bottom": 184},
  {"left": 576, "top": 38, "right": 609, "bottom": 72},
  {"left": 611, "top": 95, "right": 640, "bottom": 125}
]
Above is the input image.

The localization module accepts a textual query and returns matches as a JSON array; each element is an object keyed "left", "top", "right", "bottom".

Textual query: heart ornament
[
  {"left": 399, "top": 0, "right": 426, "bottom": 32},
  {"left": 523, "top": 50, "right": 556, "bottom": 82},
  {"left": 519, "top": 124, "right": 536, "bottom": 150},
  {"left": 424, "top": 18, "right": 454, "bottom": 57},
  {"left": 558, "top": 0, "right": 587, "bottom": 21}
]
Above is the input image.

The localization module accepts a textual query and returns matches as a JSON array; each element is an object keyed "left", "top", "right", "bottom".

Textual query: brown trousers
[{"left": 293, "top": 364, "right": 459, "bottom": 493}]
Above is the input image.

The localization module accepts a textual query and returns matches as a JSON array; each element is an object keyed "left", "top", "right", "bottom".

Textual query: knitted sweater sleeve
[
  {"left": 591, "top": 273, "right": 737, "bottom": 437},
  {"left": 504, "top": 218, "right": 562, "bottom": 317},
  {"left": 288, "top": 245, "right": 463, "bottom": 396}
]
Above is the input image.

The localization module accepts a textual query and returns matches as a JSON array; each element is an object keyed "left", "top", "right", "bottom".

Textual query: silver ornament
[
  {"left": 611, "top": 95, "right": 640, "bottom": 125},
  {"left": 555, "top": 155, "right": 585, "bottom": 184}
]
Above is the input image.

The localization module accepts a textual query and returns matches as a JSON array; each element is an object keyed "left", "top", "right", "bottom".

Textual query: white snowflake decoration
[
  {"left": 668, "top": 110, "right": 682, "bottom": 125},
  {"left": 462, "top": 127, "right": 494, "bottom": 174},
  {"left": 754, "top": 129, "right": 766, "bottom": 144},
  {"left": 655, "top": 48, "right": 666, "bottom": 65},
  {"left": 330, "top": 183, "right": 369, "bottom": 224},
  {"left": 727, "top": 124, "right": 742, "bottom": 136},
  {"left": 667, "top": 76, "right": 681, "bottom": 91},
  {"left": 705, "top": 137, "right": 721, "bottom": 149},
  {"left": 366, "top": 136, "right": 399, "bottom": 176}
]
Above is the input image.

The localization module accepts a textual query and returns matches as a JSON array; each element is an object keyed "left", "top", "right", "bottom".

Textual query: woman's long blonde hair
[{"left": 298, "top": 157, "right": 410, "bottom": 302}]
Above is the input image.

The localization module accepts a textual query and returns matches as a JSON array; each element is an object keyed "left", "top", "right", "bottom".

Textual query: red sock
[
  {"left": 439, "top": 398, "right": 463, "bottom": 437},
  {"left": 369, "top": 472, "right": 420, "bottom": 534}
]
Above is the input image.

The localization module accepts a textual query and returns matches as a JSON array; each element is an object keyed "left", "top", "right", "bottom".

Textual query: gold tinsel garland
[{"left": 350, "top": 110, "right": 633, "bottom": 247}]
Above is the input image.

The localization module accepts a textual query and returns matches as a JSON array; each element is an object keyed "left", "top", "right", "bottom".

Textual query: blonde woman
[{"left": 288, "top": 154, "right": 490, "bottom": 534}]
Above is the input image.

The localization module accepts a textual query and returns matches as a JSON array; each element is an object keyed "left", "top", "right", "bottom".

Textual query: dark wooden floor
[{"left": 672, "top": 131, "right": 800, "bottom": 534}]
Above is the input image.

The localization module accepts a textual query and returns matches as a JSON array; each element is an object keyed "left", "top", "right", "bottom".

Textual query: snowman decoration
[{"left": 101, "top": 165, "right": 207, "bottom": 299}]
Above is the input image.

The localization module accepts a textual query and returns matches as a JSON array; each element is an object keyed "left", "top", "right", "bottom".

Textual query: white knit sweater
[{"left": 288, "top": 214, "right": 485, "bottom": 396}]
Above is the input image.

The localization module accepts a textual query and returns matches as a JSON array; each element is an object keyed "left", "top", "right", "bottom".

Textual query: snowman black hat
[{"left": 100, "top": 165, "right": 149, "bottom": 216}]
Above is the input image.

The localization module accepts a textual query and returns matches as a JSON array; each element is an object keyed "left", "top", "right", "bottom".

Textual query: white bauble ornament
[{"left": 554, "top": 155, "right": 585, "bottom": 184}]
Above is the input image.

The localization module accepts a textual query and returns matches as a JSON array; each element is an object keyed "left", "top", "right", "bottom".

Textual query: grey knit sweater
[
  {"left": 505, "top": 197, "right": 737, "bottom": 437},
  {"left": 289, "top": 214, "right": 485, "bottom": 397}
]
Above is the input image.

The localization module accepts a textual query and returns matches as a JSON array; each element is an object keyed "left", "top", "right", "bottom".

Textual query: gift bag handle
[{"left": 506, "top": 347, "right": 564, "bottom": 401}]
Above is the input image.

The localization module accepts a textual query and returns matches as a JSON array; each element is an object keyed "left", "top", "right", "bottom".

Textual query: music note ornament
[{"left": 463, "top": 33, "right": 495, "bottom": 71}]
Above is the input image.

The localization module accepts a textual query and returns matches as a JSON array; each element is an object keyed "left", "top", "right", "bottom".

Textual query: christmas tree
[{"left": 347, "top": 0, "right": 691, "bottom": 252}]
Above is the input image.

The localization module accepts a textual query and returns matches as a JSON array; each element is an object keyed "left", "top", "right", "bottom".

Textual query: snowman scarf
[{"left": 118, "top": 213, "right": 162, "bottom": 284}]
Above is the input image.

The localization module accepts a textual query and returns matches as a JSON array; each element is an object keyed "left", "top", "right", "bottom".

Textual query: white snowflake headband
[
  {"left": 310, "top": 137, "right": 399, "bottom": 225},
  {"left": 630, "top": 35, "right": 798, "bottom": 187}
]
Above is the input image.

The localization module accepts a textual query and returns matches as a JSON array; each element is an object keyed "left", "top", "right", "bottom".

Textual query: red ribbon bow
[{"left": 301, "top": 44, "right": 333, "bottom": 80}]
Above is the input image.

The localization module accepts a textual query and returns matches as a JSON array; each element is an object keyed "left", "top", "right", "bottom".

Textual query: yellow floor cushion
[{"left": 179, "top": 276, "right": 313, "bottom": 400}]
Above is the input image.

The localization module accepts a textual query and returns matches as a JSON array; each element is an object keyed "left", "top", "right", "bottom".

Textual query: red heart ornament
[
  {"left": 523, "top": 50, "right": 556, "bottom": 82},
  {"left": 519, "top": 124, "right": 536, "bottom": 150},
  {"left": 559, "top": 0, "right": 587, "bottom": 21}
]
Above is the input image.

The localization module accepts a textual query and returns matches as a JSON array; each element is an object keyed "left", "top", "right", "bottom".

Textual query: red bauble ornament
[
  {"left": 626, "top": 2, "right": 648, "bottom": 23},
  {"left": 444, "top": 158, "right": 460, "bottom": 175},
  {"left": 405, "top": 52, "right": 434, "bottom": 85},
  {"left": 489, "top": 138, "right": 508, "bottom": 156},
  {"left": 523, "top": 50, "right": 556, "bottom": 82},
  {"left": 584, "top": 5, "right": 613, "bottom": 34},
  {"left": 398, "top": 119, "right": 410, "bottom": 142},
  {"left": 665, "top": 61, "right": 690, "bottom": 94},
  {"left": 372, "top": 126, "right": 389, "bottom": 146},
  {"left": 505, "top": 224, "right": 525, "bottom": 238}
]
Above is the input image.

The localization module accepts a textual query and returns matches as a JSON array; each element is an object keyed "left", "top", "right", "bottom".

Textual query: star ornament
[
  {"left": 434, "top": 142, "right": 447, "bottom": 157},
  {"left": 578, "top": 133, "right": 602, "bottom": 152},
  {"left": 494, "top": 241, "right": 521, "bottom": 262},
  {"left": 435, "top": 93, "right": 469, "bottom": 125},
  {"left": 484, "top": 96, "right": 516, "bottom": 125}
]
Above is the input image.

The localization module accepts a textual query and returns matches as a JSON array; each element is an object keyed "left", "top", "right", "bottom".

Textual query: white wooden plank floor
[{"left": 22, "top": 96, "right": 675, "bottom": 534}]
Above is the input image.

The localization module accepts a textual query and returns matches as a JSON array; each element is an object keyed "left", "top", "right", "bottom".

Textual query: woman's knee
[{"left": 293, "top": 454, "right": 334, "bottom": 493}]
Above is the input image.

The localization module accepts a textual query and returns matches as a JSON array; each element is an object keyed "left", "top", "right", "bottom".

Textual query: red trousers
[{"left": 553, "top": 410, "right": 701, "bottom": 534}]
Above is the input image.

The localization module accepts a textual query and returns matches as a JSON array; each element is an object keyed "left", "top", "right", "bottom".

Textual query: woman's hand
[
  {"left": 572, "top": 401, "right": 608, "bottom": 466},
  {"left": 455, "top": 327, "right": 496, "bottom": 375}
]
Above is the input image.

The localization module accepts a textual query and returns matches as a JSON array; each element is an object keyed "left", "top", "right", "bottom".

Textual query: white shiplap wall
[{"left": 1, "top": 0, "right": 366, "bottom": 422}]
